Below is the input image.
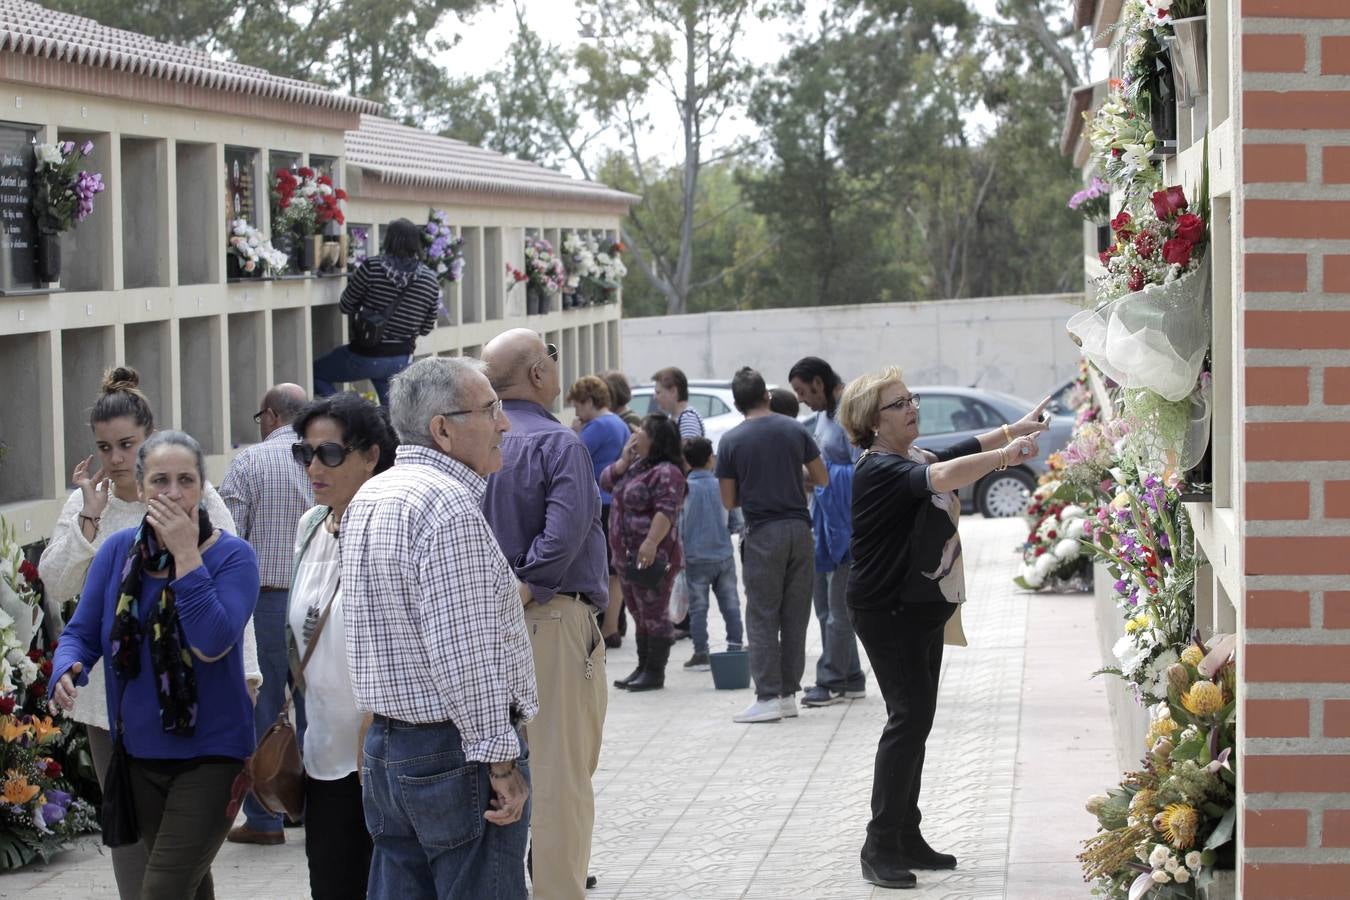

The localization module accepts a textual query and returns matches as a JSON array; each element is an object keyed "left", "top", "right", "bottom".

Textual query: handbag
[
  {"left": 229, "top": 585, "right": 336, "bottom": 822},
  {"left": 349, "top": 266, "right": 415, "bottom": 353},
  {"left": 101, "top": 684, "right": 139, "bottom": 848},
  {"left": 624, "top": 551, "right": 669, "bottom": 590}
]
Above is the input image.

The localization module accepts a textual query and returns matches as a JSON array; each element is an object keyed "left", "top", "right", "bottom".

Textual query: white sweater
[{"left": 38, "top": 486, "right": 262, "bottom": 731}]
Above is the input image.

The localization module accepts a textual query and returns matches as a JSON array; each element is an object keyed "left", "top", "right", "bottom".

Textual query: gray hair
[
  {"left": 135, "top": 430, "right": 206, "bottom": 484},
  {"left": 389, "top": 357, "right": 488, "bottom": 448}
]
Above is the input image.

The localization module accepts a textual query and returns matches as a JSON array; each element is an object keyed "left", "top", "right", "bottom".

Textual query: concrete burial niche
[
  {"left": 120, "top": 137, "right": 170, "bottom": 290},
  {"left": 175, "top": 141, "right": 219, "bottom": 286},
  {"left": 0, "top": 332, "right": 51, "bottom": 504},
  {"left": 56, "top": 130, "right": 113, "bottom": 293},
  {"left": 59, "top": 326, "right": 114, "bottom": 481}
]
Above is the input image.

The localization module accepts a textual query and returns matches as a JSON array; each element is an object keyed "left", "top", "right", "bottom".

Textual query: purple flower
[
  {"left": 80, "top": 140, "right": 94, "bottom": 156},
  {"left": 46, "top": 789, "right": 71, "bottom": 807},
  {"left": 425, "top": 223, "right": 438, "bottom": 236},
  {"left": 74, "top": 171, "right": 104, "bottom": 222},
  {"left": 1158, "top": 533, "right": 1170, "bottom": 549},
  {"left": 60, "top": 140, "right": 75, "bottom": 155},
  {"left": 1114, "top": 579, "right": 1127, "bottom": 593}
]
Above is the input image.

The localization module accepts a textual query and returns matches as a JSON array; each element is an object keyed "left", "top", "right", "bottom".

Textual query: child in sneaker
[{"left": 679, "top": 437, "right": 744, "bottom": 670}]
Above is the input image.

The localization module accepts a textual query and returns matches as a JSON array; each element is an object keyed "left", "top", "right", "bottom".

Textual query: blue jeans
[
  {"left": 244, "top": 589, "right": 306, "bottom": 832},
  {"left": 313, "top": 345, "right": 411, "bottom": 407},
  {"left": 362, "top": 718, "right": 530, "bottom": 900},
  {"left": 813, "top": 562, "right": 865, "bottom": 693},
  {"left": 684, "top": 557, "right": 744, "bottom": 655}
]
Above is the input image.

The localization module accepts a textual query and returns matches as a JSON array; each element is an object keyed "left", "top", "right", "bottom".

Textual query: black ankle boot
[
  {"left": 614, "top": 634, "right": 647, "bottom": 689},
  {"left": 899, "top": 832, "right": 957, "bottom": 870},
  {"left": 859, "top": 853, "right": 916, "bottom": 889},
  {"left": 626, "top": 636, "right": 669, "bottom": 692}
]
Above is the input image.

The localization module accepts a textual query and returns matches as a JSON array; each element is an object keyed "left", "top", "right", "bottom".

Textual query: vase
[
  {"left": 1148, "top": 49, "right": 1178, "bottom": 157},
  {"left": 300, "top": 235, "right": 320, "bottom": 273},
  {"left": 319, "top": 240, "right": 342, "bottom": 273},
  {"left": 1096, "top": 224, "right": 1112, "bottom": 255},
  {"left": 1165, "top": 16, "right": 1208, "bottom": 110},
  {"left": 227, "top": 254, "right": 260, "bottom": 280},
  {"left": 36, "top": 232, "right": 61, "bottom": 283},
  {"left": 527, "top": 285, "right": 546, "bottom": 316}
]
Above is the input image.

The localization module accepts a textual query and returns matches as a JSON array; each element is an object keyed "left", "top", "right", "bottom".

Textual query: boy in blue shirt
[{"left": 679, "top": 437, "right": 745, "bottom": 670}]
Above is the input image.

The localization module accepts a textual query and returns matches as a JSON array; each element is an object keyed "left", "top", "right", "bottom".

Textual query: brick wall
[{"left": 1241, "top": 2, "right": 1350, "bottom": 896}]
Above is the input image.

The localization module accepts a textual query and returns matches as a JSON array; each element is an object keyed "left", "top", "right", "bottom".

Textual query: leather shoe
[
  {"left": 860, "top": 855, "right": 916, "bottom": 889},
  {"left": 227, "top": 824, "right": 284, "bottom": 846}
]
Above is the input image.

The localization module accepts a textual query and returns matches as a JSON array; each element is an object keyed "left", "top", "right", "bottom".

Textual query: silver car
[{"left": 628, "top": 380, "right": 745, "bottom": 450}]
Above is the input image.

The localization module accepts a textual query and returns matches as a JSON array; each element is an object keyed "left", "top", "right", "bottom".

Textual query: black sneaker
[
  {"left": 801, "top": 685, "right": 844, "bottom": 707},
  {"left": 683, "top": 652, "right": 710, "bottom": 671}
]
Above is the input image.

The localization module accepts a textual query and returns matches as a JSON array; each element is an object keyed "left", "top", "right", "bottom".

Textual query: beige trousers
[{"left": 524, "top": 595, "right": 608, "bottom": 900}]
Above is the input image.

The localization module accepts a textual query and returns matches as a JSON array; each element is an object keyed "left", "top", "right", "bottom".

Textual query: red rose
[
  {"left": 26, "top": 649, "right": 40, "bottom": 662},
  {"left": 40, "top": 660, "right": 51, "bottom": 679},
  {"left": 0, "top": 697, "right": 14, "bottom": 715},
  {"left": 1110, "top": 211, "right": 1133, "bottom": 235},
  {"left": 1133, "top": 232, "right": 1156, "bottom": 259},
  {"left": 1128, "top": 267, "right": 1145, "bottom": 292},
  {"left": 1111, "top": 147, "right": 1123, "bottom": 158},
  {"left": 1174, "top": 212, "right": 1204, "bottom": 245},
  {"left": 1150, "top": 185, "right": 1188, "bottom": 220},
  {"left": 44, "top": 760, "right": 61, "bottom": 779},
  {"left": 19, "top": 560, "right": 38, "bottom": 584},
  {"left": 1098, "top": 244, "right": 1118, "bottom": 267},
  {"left": 1034, "top": 547, "right": 1045, "bottom": 556},
  {"left": 1047, "top": 531, "right": 1058, "bottom": 540},
  {"left": 1162, "top": 238, "right": 1193, "bottom": 267},
  {"left": 297, "top": 167, "right": 314, "bottom": 179}
]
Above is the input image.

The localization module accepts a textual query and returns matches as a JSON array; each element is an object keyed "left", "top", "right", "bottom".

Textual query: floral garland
[
  {"left": 421, "top": 210, "right": 466, "bottom": 283},
  {"left": 32, "top": 141, "right": 105, "bottom": 235}
]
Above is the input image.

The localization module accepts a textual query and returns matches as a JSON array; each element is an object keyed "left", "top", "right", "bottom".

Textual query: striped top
[
  {"left": 677, "top": 407, "right": 704, "bottom": 440},
  {"left": 339, "top": 256, "right": 442, "bottom": 356}
]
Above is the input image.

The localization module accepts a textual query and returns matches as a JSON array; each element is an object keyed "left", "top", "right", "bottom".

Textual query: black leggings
[
  {"left": 304, "top": 772, "right": 373, "bottom": 900},
  {"left": 848, "top": 601, "right": 955, "bottom": 847}
]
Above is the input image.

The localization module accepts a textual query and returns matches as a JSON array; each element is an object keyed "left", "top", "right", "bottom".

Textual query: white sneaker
[
  {"left": 733, "top": 698, "right": 783, "bottom": 724},
  {"left": 780, "top": 695, "right": 799, "bottom": 718}
]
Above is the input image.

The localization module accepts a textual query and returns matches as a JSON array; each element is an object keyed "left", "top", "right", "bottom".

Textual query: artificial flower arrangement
[
  {"left": 271, "top": 167, "right": 346, "bottom": 236},
  {"left": 32, "top": 140, "right": 105, "bottom": 237},
  {"left": 347, "top": 225, "right": 370, "bottom": 270},
  {"left": 1080, "top": 633, "right": 1235, "bottom": 899},
  {"left": 1084, "top": 81, "right": 1160, "bottom": 201},
  {"left": 227, "top": 219, "right": 288, "bottom": 277},
  {"left": 0, "top": 519, "right": 98, "bottom": 869},
  {"left": 560, "top": 232, "right": 628, "bottom": 305},
  {"left": 513, "top": 237, "right": 568, "bottom": 297},
  {"left": 422, "top": 210, "right": 466, "bottom": 283},
  {"left": 1014, "top": 499, "right": 1092, "bottom": 592}
]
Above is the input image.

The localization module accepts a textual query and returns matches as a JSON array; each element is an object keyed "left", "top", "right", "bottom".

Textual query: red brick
[
  {"left": 1325, "top": 147, "right": 1350, "bottom": 185},
  {"left": 1247, "top": 590, "right": 1311, "bottom": 629},
  {"left": 1245, "top": 755, "right": 1350, "bottom": 793},
  {"left": 1327, "top": 256, "right": 1350, "bottom": 293},
  {"left": 1325, "top": 38, "right": 1350, "bottom": 76},
  {"left": 1245, "top": 200, "right": 1350, "bottom": 238},
  {"left": 1247, "top": 482, "right": 1310, "bottom": 519},
  {"left": 1246, "top": 367, "right": 1309, "bottom": 405},
  {"left": 1247, "top": 253, "right": 1307, "bottom": 291},
  {"left": 1328, "top": 700, "right": 1350, "bottom": 737},
  {"left": 1249, "top": 644, "right": 1350, "bottom": 681},
  {"left": 1246, "top": 0, "right": 1350, "bottom": 17},
  {"left": 1246, "top": 808, "right": 1308, "bottom": 846},
  {"left": 1326, "top": 368, "right": 1350, "bottom": 403},
  {"left": 1328, "top": 483, "right": 1350, "bottom": 518},
  {"left": 1247, "top": 145, "right": 1308, "bottom": 184},
  {"left": 1244, "top": 864, "right": 1350, "bottom": 899},
  {"left": 1247, "top": 698, "right": 1310, "bottom": 736},
  {"left": 1246, "top": 34, "right": 1307, "bottom": 72},
  {"left": 1245, "top": 92, "right": 1350, "bottom": 131},
  {"left": 1248, "top": 537, "right": 1350, "bottom": 574},
  {"left": 1246, "top": 311, "right": 1350, "bottom": 349},
  {"left": 1328, "top": 593, "right": 1350, "bottom": 629},
  {"left": 1325, "top": 810, "right": 1350, "bottom": 847},
  {"left": 1246, "top": 423, "right": 1350, "bottom": 459}
]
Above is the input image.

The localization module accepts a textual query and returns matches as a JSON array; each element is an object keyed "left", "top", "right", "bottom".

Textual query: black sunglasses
[
  {"left": 252, "top": 409, "right": 268, "bottom": 424},
  {"left": 292, "top": 441, "right": 356, "bottom": 468}
]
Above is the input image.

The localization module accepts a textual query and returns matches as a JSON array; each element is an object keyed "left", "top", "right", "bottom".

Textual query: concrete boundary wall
[{"left": 620, "top": 293, "right": 1086, "bottom": 401}]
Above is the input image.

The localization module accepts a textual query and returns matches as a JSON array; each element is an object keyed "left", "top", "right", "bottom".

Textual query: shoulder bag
[
  {"left": 349, "top": 264, "right": 417, "bottom": 354},
  {"left": 101, "top": 682, "right": 139, "bottom": 847}
]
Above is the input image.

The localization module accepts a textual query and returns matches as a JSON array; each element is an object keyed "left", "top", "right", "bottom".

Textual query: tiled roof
[
  {"left": 0, "top": 0, "right": 380, "bottom": 115},
  {"left": 345, "top": 116, "right": 639, "bottom": 208}
]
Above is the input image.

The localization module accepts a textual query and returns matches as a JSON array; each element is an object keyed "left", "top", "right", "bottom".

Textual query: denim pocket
[
  {"left": 360, "top": 766, "right": 384, "bottom": 838},
  {"left": 398, "top": 764, "right": 483, "bottom": 850}
]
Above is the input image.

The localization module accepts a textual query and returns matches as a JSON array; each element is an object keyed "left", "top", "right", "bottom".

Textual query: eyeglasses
[
  {"left": 292, "top": 441, "right": 356, "bottom": 468},
  {"left": 879, "top": 394, "right": 921, "bottom": 414},
  {"left": 545, "top": 342, "right": 558, "bottom": 361},
  {"left": 252, "top": 409, "right": 269, "bottom": 424},
  {"left": 440, "top": 399, "right": 505, "bottom": 421}
]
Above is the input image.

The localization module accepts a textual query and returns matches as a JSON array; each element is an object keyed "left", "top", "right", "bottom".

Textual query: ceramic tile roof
[
  {"left": 345, "top": 116, "right": 639, "bottom": 208},
  {"left": 0, "top": 0, "right": 380, "bottom": 115}
]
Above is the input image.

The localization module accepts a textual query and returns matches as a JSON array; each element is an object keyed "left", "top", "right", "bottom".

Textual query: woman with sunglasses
[
  {"left": 600, "top": 412, "right": 687, "bottom": 692},
  {"left": 284, "top": 392, "right": 398, "bottom": 900},
  {"left": 835, "top": 368, "right": 1048, "bottom": 890}
]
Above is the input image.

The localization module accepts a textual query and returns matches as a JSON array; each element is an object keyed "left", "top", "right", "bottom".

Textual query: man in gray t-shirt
[{"left": 716, "top": 367, "right": 828, "bottom": 724}]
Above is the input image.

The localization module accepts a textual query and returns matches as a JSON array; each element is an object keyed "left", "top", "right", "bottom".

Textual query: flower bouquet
[
  {"left": 31, "top": 140, "right": 105, "bottom": 282},
  {"left": 347, "top": 225, "right": 370, "bottom": 271},
  {"left": 1080, "top": 634, "right": 1235, "bottom": 899},
  {"left": 227, "top": 219, "right": 288, "bottom": 278},
  {"left": 1084, "top": 81, "right": 1161, "bottom": 202},
  {"left": 1015, "top": 501, "right": 1092, "bottom": 592},
  {"left": 513, "top": 238, "right": 567, "bottom": 315},
  {"left": 1069, "top": 177, "right": 1113, "bottom": 224},
  {"left": 422, "top": 210, "right": 466, "bottom": 283},
  {"left": 271, "top": 167, "right": 345, "bottom": 271}
]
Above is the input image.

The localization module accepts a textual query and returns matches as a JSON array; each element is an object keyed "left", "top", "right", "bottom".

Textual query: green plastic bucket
[{"left": 709, "top": 650, "right": 750, "bottom": 690}]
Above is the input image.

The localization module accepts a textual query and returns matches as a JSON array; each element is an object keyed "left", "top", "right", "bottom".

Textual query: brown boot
[{"left": 227, "top": 824, "right": 285, "bottom": 846}]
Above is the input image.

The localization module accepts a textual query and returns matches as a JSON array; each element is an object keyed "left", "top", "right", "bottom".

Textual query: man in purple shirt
[{"left": 481, "top": 329, "right": 609, "bottom": 900}]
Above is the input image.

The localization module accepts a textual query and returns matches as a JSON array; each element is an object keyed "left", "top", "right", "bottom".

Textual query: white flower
[
  {"left": 1053, "top": 538, "right": 1080, "bottom": 561},
  {"left": 1151, "top": 868, "right": 1170, "bottom": 884},
  {"left": 1148, "top": 844, "right": 1170, "bottom": 869},
  {"left": 1066, "top": 518, "right": 1086, "bottom": 540},
  {"left": 1020, "top": 563, "right": 1045, "bottom": 589},
  {"left": 36, "top": 143, "right": 63, "bottom": 165},
  {"left": 1060, "top": 505, "right": 1086, "bottom": 520},
  {"left": 1174, "top": 868, "right": 1190, "bottom": 884},
  {"left": 15, "top": 655, "right": 37, "bottom": 685},
  {"left": 1034, "top": 553, "right": 1058, "bottom": 578},
  {"left": 1164, "top": 856, "right": 1179, "bottom": 873},
  {"left": 1185, "top": 851, "right": 1203, "bottom": 870}
]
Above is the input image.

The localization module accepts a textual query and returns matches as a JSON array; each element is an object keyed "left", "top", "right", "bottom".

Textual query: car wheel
[{"left": 976, "top": 468, "right": 1036, "bottom": 518}]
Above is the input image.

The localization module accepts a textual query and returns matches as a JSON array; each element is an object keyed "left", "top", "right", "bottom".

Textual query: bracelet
[
  {"left": 78, "top": 513, "right": 100, "bottom": 527},
  {"left": 995, "top": 449, "right": 1008, "bottom": 472},
  {"left": 1001, "top": 424, "right": 1013, "bottom": 444}
]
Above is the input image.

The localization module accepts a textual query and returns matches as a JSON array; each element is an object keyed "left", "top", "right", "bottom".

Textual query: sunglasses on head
[{"left": 292, "top": 441, "right": 356, "bottom": 468}]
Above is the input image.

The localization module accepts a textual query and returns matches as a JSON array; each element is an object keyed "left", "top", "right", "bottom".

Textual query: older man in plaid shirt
[{"left": 342, "top": 357, "right": 538, "bottom": 899}]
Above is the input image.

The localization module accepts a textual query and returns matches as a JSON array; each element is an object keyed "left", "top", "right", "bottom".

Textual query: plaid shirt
[
  {"left": 341, "top": 445, "right": 538, "bottom": 763},
  {"left": 219, "top": 425, "right": 314, "bottom": 589}
]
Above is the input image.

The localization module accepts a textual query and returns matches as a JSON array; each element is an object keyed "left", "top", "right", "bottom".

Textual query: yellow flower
[
  {"left": 1, "top": 770, "right": 39, "bottom": 805},
  {"left": 1182, "top": 681, "right": 1224, "bottom": 717},
  {"left": 31, "top": 716, "right": 60, "bottom": 744},
  {"left": 1129, "top": 789, "right": 1157, "bottom": 823},
  {"left": 1161, "top": 803, "right": 1200, "bottom": 849},
  {"left": 1180, "top": 645, "right": 1205, "bottom": 667},
  {"left": 0, "top": 717, "right": 31, "bottom": 743},
  {"left": 1126, "top": 613, "right": 1151, "bottom": 633},
  {"left": 1147, "top": 715, "right": 1178, "bottom": 746}
]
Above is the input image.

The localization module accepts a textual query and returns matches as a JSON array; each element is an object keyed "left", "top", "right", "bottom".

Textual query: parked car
[
  {"left": 629, "top": 380, "right": 744, "bottom": 450},
  {"left": 909, "top": 386, "right": 1073, "bottom": 518}
]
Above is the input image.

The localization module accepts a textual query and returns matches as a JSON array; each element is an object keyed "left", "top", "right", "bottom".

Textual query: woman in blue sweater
[{"left": 51, "top": 430, "right": 259, "bottom": 900}]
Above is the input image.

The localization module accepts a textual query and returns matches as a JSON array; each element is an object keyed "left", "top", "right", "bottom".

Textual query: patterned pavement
[{"left": 0, "top": 516, "right": 1116, "bottom": 899}]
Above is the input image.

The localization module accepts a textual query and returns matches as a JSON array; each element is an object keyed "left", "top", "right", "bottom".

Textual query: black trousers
[
  {"left": 849, "top": 601, "right": 955, "bottom": 847},
  {"left": 304, "top": 772, "right": 373, "bottom": 900}
]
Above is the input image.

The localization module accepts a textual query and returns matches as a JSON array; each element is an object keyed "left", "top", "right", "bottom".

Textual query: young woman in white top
[
  {"left": 38, "top": 367, "right": 262, "bottom": 900},
  {"left": 287, "top": 392, "right": 396, "bottom": 900}
]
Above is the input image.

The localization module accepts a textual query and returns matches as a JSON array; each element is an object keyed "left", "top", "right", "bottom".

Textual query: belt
[
  {"left": 260, "top": 586, "right": 288, "bottom": 593},
  {"left": 375, "top": 708, "right": 525, "bottom": 729}
]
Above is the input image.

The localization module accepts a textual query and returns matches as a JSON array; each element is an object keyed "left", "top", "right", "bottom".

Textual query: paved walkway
[{"left": 0, "top": 517, "right": 1117, "bottom": 899}]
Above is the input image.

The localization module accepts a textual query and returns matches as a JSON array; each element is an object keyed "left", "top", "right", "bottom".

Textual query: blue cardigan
[{"left": 50, "top": 527, "right": 260, "bottom": 761}]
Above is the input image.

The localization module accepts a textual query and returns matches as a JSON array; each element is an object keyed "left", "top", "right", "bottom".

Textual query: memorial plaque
[
  {"left": 0, "top": 123, "right": 37, "bottom": 290},
  {"left": 224, "top": 146, "right": 257, "bottom": 230}
]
